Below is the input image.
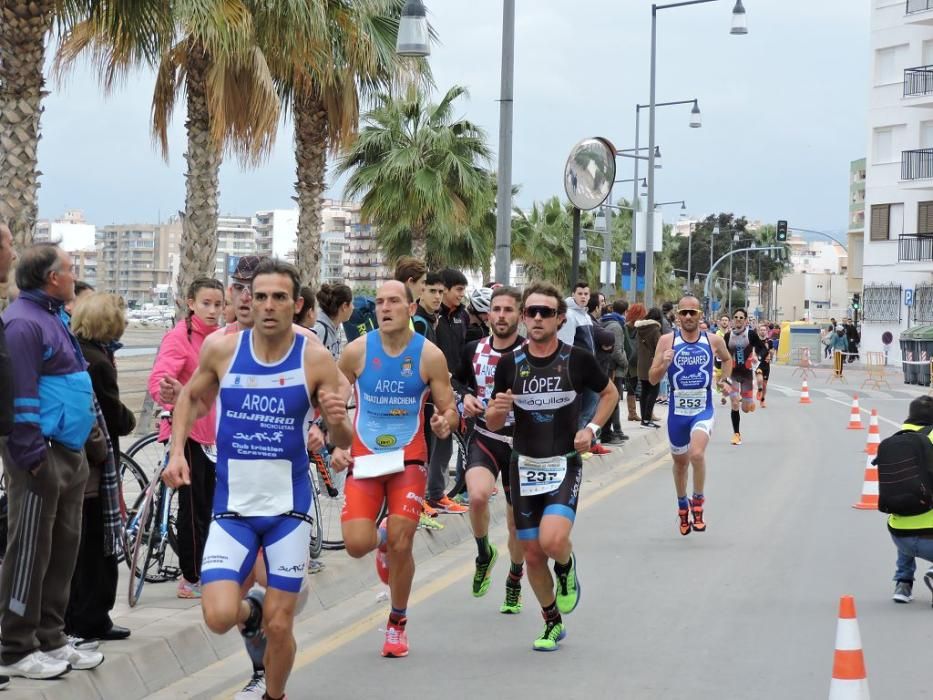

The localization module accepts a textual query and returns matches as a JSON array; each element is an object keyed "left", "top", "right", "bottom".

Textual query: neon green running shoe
[
  {"left": 472, "top": 543, "right": 498, "bottom": 597},
  {"left": 418, "top": 512, "right": 444, "bottom": 531},
  {"left": 499, "top": 582, "right": 522, "bottom": 614},
  {"left": 532, "top": 619, "right": 566, "bottom": 652},
  {"left": 554, "top": 553, "right": 580, "bottom": 614}
]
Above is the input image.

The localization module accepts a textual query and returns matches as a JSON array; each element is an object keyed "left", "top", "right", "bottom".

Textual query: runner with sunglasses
[
  {"left": 649, "top": 296, "right": 733, "bottom": 536},
  {"left": 486, "top": 282, "right": 618, "bottom": 651},
  {"left": 722, "top": 308, "right": 768, "bottom": 446}
]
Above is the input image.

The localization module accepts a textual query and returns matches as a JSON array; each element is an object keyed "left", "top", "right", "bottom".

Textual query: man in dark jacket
[
  {"left": 600, "top": 300, "right": 630, "bottom": 444},
  {"left": 0, "top": 222, "right": 16, "bottom": 437},
  {"left": 413, "top": 271, "right": 444, "bottom": 344},
  {"left": 0, "top": 244, "right": 103, "bottom": 679},
  {"left": 424, "top": 269, "right": 470, "bottom": 515}
]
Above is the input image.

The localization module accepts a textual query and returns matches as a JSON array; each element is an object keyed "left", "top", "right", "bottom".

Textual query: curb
[{"left": 4, "top": 426, "right": 666, "bottom": 700}]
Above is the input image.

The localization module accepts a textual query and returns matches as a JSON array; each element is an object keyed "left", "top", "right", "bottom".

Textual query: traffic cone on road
[
  {"left": 864, "top": 410, "right": 881, "bottom": 456},
  {"left": 828, "top": 595, "right": 869, "bottom": 700},
  {"left": 852, "top": 454, "right": 879, "bottom": 511},
  {"left": 847, "top": 395, "right": 863, "bottom": 430},
  {"left": 799, "top": 380, "right": 812, "bottom": 404}
]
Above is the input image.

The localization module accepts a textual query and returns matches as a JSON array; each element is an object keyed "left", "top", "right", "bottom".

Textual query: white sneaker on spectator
[
  {"left": 234, "top": 669, "right": 266, "bottom": 699},
  {"left": 66, "top": 635, "right": 100, "bottom": 651},
  {"left": 0, "top": 649, "right": 70, "bottom": 679},
  {"left": 45, "top": 642, "right": 104, "bottom": 670}
]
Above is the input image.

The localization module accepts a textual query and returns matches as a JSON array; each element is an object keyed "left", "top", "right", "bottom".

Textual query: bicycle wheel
[
  {"left": 311, "top": 452, "right": 346, "bottom": 551},
  {"left": 445, "top": 432, "right": 468, "bottom": 499},
  {"left": 126, "top": 432, "right": 166, "bottom": 480},
  {"left": 308, "top": 491, "right": 324, "bottom": 560},
  {"left": 128, "top": 475, "right": 159, "bottom": 607},
  {"left": 117, "top": 454, "right": 148, "bottom": 564}
]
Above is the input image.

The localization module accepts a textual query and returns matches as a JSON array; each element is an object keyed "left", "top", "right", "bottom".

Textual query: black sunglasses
[
  {"left": 524, "top": 305, "right": 558, "bottom": 319},
  {"left": 678, "top": 309, "right": 699, "bottom": 317}
]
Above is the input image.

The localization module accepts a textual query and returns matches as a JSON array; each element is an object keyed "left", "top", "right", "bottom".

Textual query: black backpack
[{"left": 875, "top": 426, "right": 933, "bottom": 515}]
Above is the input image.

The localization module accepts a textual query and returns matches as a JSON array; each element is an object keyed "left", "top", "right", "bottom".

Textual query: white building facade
[{"left": 863, "top": 0, "right": 933, "bottom": 353}]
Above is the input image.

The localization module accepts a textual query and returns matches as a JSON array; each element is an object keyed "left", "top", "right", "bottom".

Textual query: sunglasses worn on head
[
  {"left": 524, "top": 305, "right": 558, "bottom": 319},
  {"left": 678, "top": 309, "right": 699, "bottom": 317},
  {"left": 232, "top": 282, "right": 251, "bottom": 293}
]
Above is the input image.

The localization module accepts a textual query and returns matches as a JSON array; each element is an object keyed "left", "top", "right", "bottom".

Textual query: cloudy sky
[{"left": 38, "top": 1, "right": 869, "bottom": 233}]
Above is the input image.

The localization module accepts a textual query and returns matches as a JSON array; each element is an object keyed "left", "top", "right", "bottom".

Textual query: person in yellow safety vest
[{"left": 889, "top": 395, "right": 933, "bottom": 605}]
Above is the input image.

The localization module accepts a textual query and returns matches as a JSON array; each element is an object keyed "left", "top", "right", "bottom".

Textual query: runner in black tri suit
[
  {"left": 486, "top": 282, "right": 618, "bottom": 652},
  {"left": 456, "top": 286, "right": 526, "bottom": 613},
  {"left": 722, "top": 308, "right": 768, "bottom": 446},
  {"left": 755, "top": 324, "right": 773, "bottom": 407}
]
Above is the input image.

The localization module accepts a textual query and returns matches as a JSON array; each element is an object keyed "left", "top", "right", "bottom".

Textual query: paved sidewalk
[{"left": 3, "top": 425, "right": 665, "bottom": 700}]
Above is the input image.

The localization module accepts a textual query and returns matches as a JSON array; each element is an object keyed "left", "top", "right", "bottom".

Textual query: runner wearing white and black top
[
  {"left": 456, "top": 286, "right": 526, "bottom": 612},
  {"left": 722, "top": 308, "right": 768, "bottom": 446},
  {"left": 486, "top": 282, "right": 618, "bottom": 652}
]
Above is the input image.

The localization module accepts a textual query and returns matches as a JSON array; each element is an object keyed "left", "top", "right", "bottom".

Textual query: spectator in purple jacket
[{"left": 0, "top": 243, "right": 104, "bottom": 681}]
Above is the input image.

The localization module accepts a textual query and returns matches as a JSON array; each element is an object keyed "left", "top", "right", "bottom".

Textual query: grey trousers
[
  {"left": 0, "top": 441, "right": 88, "bottom": 663},
  {"left": 426, "top": 434, "right": 452, "bottom": 502}
]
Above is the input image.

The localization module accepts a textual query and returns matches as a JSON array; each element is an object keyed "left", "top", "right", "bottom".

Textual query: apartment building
[
  {"left": 97, "top": 219, "right": 180, "bottom": 308},
  {"left": 848, "top": 159, "right": 867, "bottom": 297},
  {"left": 339, "top": 201, "right": 388, "bottom": 291},
  {"left": 34, "top": 210, "right": 100, "bottom": 287},
  {"left": 863, "top": 0, "right": 933, "bottom": 352}
]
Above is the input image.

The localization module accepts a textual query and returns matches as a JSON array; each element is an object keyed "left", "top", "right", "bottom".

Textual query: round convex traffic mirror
[{"left": 563, "top": 137, "right": 617, "bottom": 211}]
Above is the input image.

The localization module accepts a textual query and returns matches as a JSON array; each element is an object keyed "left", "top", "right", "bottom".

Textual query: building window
[
  {"left": 920, "top": 201, "right": 933, "bottom": 234},
  {"left": 873, "top": 127, "right": 893, "bottom": 163},
  {"left": 862, "top": 284, "right": 902, "bottom": 323},
  {"left": 870, "top": 204, "right": 890, "bottom": 240},
  {"left": 876, "top": 45, "right": 908, "bottom": 85}
]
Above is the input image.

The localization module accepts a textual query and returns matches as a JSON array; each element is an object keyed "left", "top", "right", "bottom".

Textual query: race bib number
[
  {"left": 353, "top": 449, "right": 405, "bottom": 479},
  {"left": 673, "top": 389, "right": 707, "bottom": 417},
  {"left": 518, "top": 455, "right": 567, "bottom": 497}
]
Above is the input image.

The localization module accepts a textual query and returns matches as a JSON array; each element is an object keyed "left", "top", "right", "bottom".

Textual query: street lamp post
[
  {"left": 644, "top": 0, "right": 747, "bottom": 307},
  {"left": 494, "top": 0, "right": 515, "bottom": 284},
  {"left": 630, "top": 99, "right": 700, "bottom": 299},
  {"left": 396, "top": 0, "right": 430, "bottom": 56}
]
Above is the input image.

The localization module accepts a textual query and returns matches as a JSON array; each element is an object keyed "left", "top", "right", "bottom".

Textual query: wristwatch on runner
[{"left": 585, "top": 422, "right": 601, "bottom": 437}]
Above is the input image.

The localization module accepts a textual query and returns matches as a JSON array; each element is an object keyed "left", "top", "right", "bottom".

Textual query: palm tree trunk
[
  {"left": 0, "top": 1, "right": 54, "bottom": 256},
  {"left": 294, "top": 94, "right": 328, "bottom": 289},
  {"left": 411, "top": 225, "right": 427, "bottom": 262},
  {"left": 175, "top": 42, "right": 221, "bottom": 317}
]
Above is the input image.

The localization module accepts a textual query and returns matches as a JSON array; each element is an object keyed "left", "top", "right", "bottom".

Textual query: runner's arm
[
  {"left": 709, "top": 334, "right": 734, "bottom": 383},
  {"left": 423, "top": 344, "right": 458, "bottom": 431},
  {"left": 485, "top": 353, "right": 515, "bottom": 432},
  {"left": 574, "top": 349, "right": 619, "bottom": 437},
  {"left": 305, "top": 342, "right": 353, "bottom": 449},
  {"left": 169, "top": 341, "right": 223, "bottom": 455},
  {"left": 647, "top": 334, "right": 675, "bottom": 386}
]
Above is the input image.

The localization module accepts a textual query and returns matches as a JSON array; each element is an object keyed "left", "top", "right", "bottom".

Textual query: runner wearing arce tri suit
[
  {"left": 486, "top": 283, "right": 617, "bottom": 652},
  {"left": 722, "top": 309, "right": 768, "bottom": 446}
]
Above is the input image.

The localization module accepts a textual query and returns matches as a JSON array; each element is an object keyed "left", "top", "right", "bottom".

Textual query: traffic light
[
  {"left": 852, "top": 292, "right": 860, "bottom": 311},
  {"left": 777, "top": 220, "right": 788, "bottom": 242}
]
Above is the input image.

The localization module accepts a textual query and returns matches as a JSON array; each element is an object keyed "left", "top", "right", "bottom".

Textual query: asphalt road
[{"left": 207, "top": 366, "right": 930, "bottom": 700}]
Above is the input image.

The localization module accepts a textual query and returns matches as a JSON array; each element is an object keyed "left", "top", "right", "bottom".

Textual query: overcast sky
[{"left": 38, "top": 1, "right": 869, "bottom": 233}]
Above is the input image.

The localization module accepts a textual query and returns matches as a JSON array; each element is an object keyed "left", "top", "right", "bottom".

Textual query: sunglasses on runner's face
[
  {"left": 678, "top": 309, "right": 699, "bottom": 317},
  {"left": 232, "top": 282, "right": 252, "bottom": 294},
  {"left": 733, "top": 315, "right": 746, "bottom": 321},
  {"left": 524, "top": 305, "right": 558, "bottom": 319}
]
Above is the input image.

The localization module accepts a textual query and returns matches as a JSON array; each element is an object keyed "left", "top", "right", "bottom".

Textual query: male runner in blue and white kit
[
  {"left": 649, "top": 296, "right": 733, "bottom": 536},
  {"left": 164, "top": 259, "right": 352, "bottom": 700}
]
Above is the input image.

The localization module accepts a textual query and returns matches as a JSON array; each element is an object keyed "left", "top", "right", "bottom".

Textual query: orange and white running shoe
[
  {"left": 422, "top": 500, "right": 439, "bottom": 518},
  {"left": 427, "top": 495, "right": 468, "bottom": 514},
  {"left": 678, "top": 507, "right": 692, "bottom": 536},
  {"left": 731, "top": 433, "right": 742, "bottom": 446},
  {"left": 690, "top": 497, "right": 706, "bottom": 533}
]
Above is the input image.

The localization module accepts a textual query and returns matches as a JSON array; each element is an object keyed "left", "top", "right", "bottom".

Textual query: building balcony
[
  {"left": 901, "top": 149, "right": 933, "bottom": 186},
  {"left": 346, "top": 271, "right": 378, "bottom": 281},
  {"left": 898, "top": 233, "right": 933, "bottom": 262},
  {"left": 904, "top": 66, "right": 933, "bottom": 107},
  {"left": 907, "top": 0, "right": 933, "bottom": 23}
]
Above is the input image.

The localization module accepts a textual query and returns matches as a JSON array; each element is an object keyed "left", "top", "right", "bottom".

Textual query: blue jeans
[{"left": 890, "top": 532, "right": 933, "bottom": 582}]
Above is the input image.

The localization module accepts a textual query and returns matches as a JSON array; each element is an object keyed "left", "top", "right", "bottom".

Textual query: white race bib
[
  {"left": 226, "top": 458, "right": 293, "bottom": 516},
  {"left": 353, "top": 449, "right": 405, "bottom": 479},
  {"left": 673, "top": 388, "right": 707, "bottom": 417},
  {"left": 518, "top": 455, "right": 567, "bottom": 497}
]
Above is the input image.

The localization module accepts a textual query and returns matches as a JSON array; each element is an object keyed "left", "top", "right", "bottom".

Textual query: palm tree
[
  {"left": 57, "top": 1, "right": 298, "bottom": 314},
  {"left": 269, "top": 0, "right": 415, "bottom": 288},
  {"left": 336, "top": 83, "right": 493, "bottom": 266}
]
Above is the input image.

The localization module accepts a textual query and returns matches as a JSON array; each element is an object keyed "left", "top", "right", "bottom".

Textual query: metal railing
[
  {"left": 908, "top": 0, "right": 933, "bottom": 14},
  {"left": 905, "top": 65, "right": 933, "bottom": 96},
  {"left": 898, "top": 233, "right": 933, "bottom": 261},
  {"left": 902, "top": 148, "right": 933, "bottom": 180}
]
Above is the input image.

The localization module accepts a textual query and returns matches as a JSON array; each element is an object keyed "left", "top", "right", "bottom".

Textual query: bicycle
[{"left": 127, "top": 454, "right": 180, "bottom": 607}]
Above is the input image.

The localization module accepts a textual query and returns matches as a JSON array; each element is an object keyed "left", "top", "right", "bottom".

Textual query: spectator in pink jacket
[{"left": 147, "top": 277, "right": 224, "bottom": 599}]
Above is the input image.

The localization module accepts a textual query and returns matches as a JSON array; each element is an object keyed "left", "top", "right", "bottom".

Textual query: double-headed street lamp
[
  {"left": 644, "top": 0, "right": 748, "bottom": 307},
  {"left": 629, "top": 98, "right": 700, "bottom": 299}
]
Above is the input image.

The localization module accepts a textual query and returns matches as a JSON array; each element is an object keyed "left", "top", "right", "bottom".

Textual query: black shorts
[
  {"left": 509, "top": 452, "right": 582, "bottom": 540},
  {"left": 757, "top": 362, "right": 770, "bottom": 380},
  {"left": 466, "top": 433, "right": 513, "bottom": 505}
]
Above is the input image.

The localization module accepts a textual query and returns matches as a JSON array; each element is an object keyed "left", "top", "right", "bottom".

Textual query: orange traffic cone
[
  {"left": 828, "top": 595, "right": 869, "bottom": 700},
  {"left": 847, "top": 395, "right": 863, "bottom": 430},
  {"left": 799, "top": 380, "right": 812, "bottom": 404},
  {"left": 865, "top": 410, "right": 880, "bottom": 456},
  {"left": 852, "top": 454, "right": 879, "bottom": 511}
]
